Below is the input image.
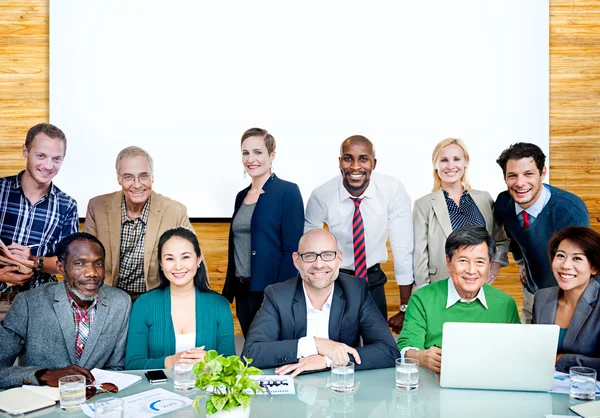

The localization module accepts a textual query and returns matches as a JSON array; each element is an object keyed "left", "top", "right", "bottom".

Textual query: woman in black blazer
[
  {"left": 222, "top": 128, "right": 304, "bottom": 337},
  {"left": 533, "top": 226, "right": 600, "bottom": 374}
]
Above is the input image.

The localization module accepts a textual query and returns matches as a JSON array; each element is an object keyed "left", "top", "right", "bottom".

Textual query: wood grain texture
[{"left": 2, "top": 1, "right": 598, "bottom": 334}]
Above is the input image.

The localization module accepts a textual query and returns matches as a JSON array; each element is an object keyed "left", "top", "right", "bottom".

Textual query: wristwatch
[
  {"left": 34, "top": 257, "right": 44, "bottom": 270},
  {"left": 400, "top": 304, "right": 408, "bottom": 313}
]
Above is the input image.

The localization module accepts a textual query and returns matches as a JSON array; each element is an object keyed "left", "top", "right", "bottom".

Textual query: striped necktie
[
  {"left": 352, "top": 198, "right": 368, "bottom": 280},
  {"left": 76, "top": 314, "right": 90, "bottom": 361}
]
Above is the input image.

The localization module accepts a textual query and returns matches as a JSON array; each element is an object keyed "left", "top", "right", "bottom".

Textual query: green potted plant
[{"left": 192, "top": 350, "right": 263, "bottom": 417}]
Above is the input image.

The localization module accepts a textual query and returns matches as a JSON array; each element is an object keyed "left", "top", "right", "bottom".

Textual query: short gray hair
[
  {"left": 445, "top": 225, "right": 496, "bottom": 261},
  {"left": 115, "top": 146, "right": 154, "bottom": 175}
]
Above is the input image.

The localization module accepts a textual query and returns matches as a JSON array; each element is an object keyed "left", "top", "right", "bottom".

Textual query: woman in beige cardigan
[{"left": 413, "top": 138, "right": 509, "bottom": 288}]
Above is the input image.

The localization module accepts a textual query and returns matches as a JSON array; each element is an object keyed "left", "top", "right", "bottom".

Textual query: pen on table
[
  {"left": 260, "top": 381, "right": 273, "bottom": 401},
  {"left": 28, "top": 244, "right": 42, "bottom": 248}
]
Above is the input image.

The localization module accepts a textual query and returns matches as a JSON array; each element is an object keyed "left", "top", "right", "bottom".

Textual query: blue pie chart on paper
[{"left": 142, "top": 399, "right": 187, "bottom": 413}]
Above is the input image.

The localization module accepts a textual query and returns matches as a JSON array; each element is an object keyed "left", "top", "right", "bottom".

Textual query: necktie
[
  {"left": 76, "top": 313, "right": 90, "bottom": 361},
  {"left": 352, "top": 198, "right": 368, "bottom": 280},
  {"left": 522, "top": 211, "right": 531, "bottom": 230}
]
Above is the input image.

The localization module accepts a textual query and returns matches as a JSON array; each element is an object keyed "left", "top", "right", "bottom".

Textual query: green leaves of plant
[{"left": 193, "top": 350, "right": 264, "bottom": 415}]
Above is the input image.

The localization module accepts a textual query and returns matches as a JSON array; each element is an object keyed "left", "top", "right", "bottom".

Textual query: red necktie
[
  {"left": 352, "top": 198, "right": 368, "bottom": 280},
  {"left": 522, "top": 211, "right": 531, "bottom": 230}
]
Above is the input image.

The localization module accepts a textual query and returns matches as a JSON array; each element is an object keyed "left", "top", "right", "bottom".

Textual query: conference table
[{"left": 13, "top": 367, "right": 579, "bottom": 417}]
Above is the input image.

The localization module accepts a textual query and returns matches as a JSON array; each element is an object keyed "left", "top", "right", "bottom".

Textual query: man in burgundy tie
[
  {"left": 0, "top": 233, "right": 131, "bottom": 389},
  {"left": 305, "top": 135, "right": 413, "bottom": 333},
  {"left": 494, "top": 143, "right": 589, "bottom": 323}
]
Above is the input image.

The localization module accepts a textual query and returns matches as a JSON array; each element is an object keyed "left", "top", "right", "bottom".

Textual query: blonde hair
[{"left": 431, "top": 138, "right": 471, "bottom": 192}]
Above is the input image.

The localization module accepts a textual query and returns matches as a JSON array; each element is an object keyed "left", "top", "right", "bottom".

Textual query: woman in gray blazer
[
  {"left": 413, "top": 138, "right": 509, "bottom": 288},
  {"left": 533, "top": 226, "right": 600, "bottom": 374}
]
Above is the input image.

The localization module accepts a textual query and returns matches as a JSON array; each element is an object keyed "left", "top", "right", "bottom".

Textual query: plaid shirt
[
  {"left": 117, "top": 195, "right": 150, "bottom": 292},
  {"left": 0, "top": 172, "right": 79, "bottom": 293},
  {"left": 67, "top": 290, "right": 98, "bottom": 362}
]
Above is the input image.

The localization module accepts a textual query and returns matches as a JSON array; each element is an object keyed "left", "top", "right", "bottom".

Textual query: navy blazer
[
  {"left": 533, "top": 280, "right": 600, "bottom": 374},
  {"left": 241, "top": 273, "right": 400, "bottom": 370},
  {"left": 223, "top": 174, "right": 304, "bottom": 301}
]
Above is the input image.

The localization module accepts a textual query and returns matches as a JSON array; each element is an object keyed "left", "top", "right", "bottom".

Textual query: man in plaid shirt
[{"left": 0, "top": 123, "right": 78, "bottom": 320}]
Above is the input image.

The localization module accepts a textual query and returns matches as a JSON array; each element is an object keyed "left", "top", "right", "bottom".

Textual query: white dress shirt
[
  {"left": 296, "top": 283, "right": 335, "bottom": 362},
  {"left": 305, "top": 172, "right": 414, "bottom": 285}
]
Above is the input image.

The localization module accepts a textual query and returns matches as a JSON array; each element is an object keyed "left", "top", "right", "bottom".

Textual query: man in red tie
[
  {"left": 305, "top": 135, "right": 413, "bottom": 332},
  {"left": 494, "top": 142, "right": 589, "bottom": 323}
]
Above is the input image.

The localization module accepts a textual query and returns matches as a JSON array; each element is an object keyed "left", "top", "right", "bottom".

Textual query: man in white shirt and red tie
[{"left": 305, "top": 135, "right": 413, "bottom": 333}]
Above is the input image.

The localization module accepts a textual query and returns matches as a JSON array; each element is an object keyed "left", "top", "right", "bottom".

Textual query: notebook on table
[{"left": 439, "top": 322, "right": 559, "bottom": 392}]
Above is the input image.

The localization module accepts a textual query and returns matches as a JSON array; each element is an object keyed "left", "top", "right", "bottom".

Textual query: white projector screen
[{"left": 49, "top": 1, "right": 549, "bottom": 218}]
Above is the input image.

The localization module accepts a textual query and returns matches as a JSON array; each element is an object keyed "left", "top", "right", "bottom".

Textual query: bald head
[
  {"left": 294, "top": 229, "right": 342, "bottom": 293},
  {"left": 339, "top": 135, "right": 376, "bottom": 158},
  {"left": 298, "top": 229, "right": 339, "bottom": 253}
]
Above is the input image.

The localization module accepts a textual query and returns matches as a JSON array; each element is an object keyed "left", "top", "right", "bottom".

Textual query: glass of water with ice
[
  {"left": 570, "top": 366, "right": 597, "bottom": 401},
  {"left": 331, "top": 362, "right": 355, "bottom": 392},
  {"left": 59, "top": 375, "right": 86, "bottom": 411},
  {"left": 395, "top": 358, "right": 419, "bottom": 390},
  {"left": 174, "top": 360, "right": 196, "bottom": 391}
]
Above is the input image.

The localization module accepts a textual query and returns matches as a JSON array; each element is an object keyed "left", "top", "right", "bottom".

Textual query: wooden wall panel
[{"left": 1, "top": 1, "right": 598, "bottom": 334}]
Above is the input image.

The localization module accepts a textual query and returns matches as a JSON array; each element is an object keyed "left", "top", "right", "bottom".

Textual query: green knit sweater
[
  {"left": 125, "top": 287, "right": 235, "bottom": 370},
  {"left": 397, "top": 279, "right": 520, "bottom": 351}
]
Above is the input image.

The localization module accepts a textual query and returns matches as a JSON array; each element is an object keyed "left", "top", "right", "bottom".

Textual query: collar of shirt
[
  {"left": 302, "top": 282, "right": 335, "bottom": 341},
  {"left": 121, "top": 194, "right": 151, "bottom": 224},
  {"left": 514, "top": 184, "right": 551, "bottom": 218},
  {"left": 67, "top": 289, "right": 99, "bottom": 313},
  {"left": 337, "top": 175, "right": 376, "bottom": 202},
  {"left": 446, "top": 278, "right": 488, "bottom": 309},
  {"left": 442, "top": 189, "right": 468, "bottom": 199},
  {"left": 14, "top": 170, "right": 57, "bottom": 198}
]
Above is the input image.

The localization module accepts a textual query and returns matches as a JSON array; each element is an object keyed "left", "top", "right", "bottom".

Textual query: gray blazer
[
  {"left": 533, "top": 280, "right": 600, "bottom": 374},
  {"left": 413, "top": 189, "right": 510, "bottom": 288},
  {"left": 0, "top": 282, "right": 131, "bottom": 389}
]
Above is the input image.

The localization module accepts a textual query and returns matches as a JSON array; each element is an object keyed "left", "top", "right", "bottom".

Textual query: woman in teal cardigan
[{"left": 126, "top": 227, "right": 235, "bottom": 370}]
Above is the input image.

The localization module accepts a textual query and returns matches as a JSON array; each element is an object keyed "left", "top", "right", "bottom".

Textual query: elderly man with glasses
[
  {"left": 83, "top": 146, "right": 192, "bottom": 302},
  {"left": 242, "top": 229, "right": 399, "bottom": 375}
]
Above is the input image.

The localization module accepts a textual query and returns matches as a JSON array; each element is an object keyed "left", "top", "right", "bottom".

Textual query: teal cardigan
[{"left": 125, "top": 287, "right": 235, "bottom": 370}]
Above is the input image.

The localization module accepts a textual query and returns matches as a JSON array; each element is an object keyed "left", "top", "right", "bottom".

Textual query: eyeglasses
[
  {"left": 297, "top": 251, "right": 338, "bottom": 263},
  {"left": 118, "top": 173, "right": 152, "bottom": 184},
  {"left": 85, "top": 382, "right": 119, "bottom": 400}
]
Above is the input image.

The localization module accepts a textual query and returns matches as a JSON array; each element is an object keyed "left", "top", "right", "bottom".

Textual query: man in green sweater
[{"left": 397, "top": 225, "right": 520, "bottom": 373}]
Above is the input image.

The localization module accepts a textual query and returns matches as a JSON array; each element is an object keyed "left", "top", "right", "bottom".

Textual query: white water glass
[
  {"left": 570, "top": 366, "right": 597, "bottom": 401},
  {"left": 331, "top": 362, "right": 355, "bottom": 393},
  {"left": 94, "top": 397, "right": 124, "bottom": 417},
  {"left": 174, "top": 360, "right": 196, "bottom": 391},
  {"left": 59, "top": 375, "right": 86, "bottom": 411},
  {"left": 396, "top": 358, "right": 419, "bottom": 390}
]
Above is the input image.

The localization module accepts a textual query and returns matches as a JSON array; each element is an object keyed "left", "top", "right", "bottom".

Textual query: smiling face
[
  {"left": 446, "top": 242, "right": 490, "bottom": 300},
  {"left": 552, "top": 239, "right": 597, "bottom": 293},
  {"left": 159, "top": 236, "right": 202, "bottom": 290},
  {"left": 504, "top": 157, "right": 546, "bottom": 209},
  {"left": 435, "top": 143, "right": 467, "bottom": 188},
  {"left": 59, "top": 240, "right": 105, "bottom": 307},
  {"left": 241, "top": 136, "right": 275, "bottom": 180},
  {"left": 339, "top": 139, "right": 377, "bottom": 197},
  {"left": 22, "top": 133, "right": 66, "bottom": 188},
  {"left": 117, "top": 155, "right": 153, "bottom": 207},
  {"left": 293, "top": 230, "right": 342, "bottom": 293}
]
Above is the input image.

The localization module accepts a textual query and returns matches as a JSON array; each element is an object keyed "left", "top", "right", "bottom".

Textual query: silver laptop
[{"left": 440, "top": 322, "right": 559, "bottom": 392}]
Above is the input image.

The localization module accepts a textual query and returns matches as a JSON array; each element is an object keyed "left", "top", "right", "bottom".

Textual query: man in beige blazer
[
  {"left": 413, "top": 189, "right": 509, "bottom": 289},
  {"left": 83, "top": 146, "right": 192, "bottom": 300}
]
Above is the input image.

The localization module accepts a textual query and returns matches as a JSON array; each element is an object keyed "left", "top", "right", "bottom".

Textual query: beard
[{"left": 65, "top": 279, "right": 103, "bottom": 302}]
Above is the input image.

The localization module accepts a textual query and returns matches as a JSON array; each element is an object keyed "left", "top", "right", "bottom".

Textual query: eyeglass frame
[
  {"left": 118, "top": 172, "right": 153, "bottom": 184},
  {"left": 85, "top": 382, "right": 119, "bottom": 400},
  {"left": 296, "top": 250, "right": 338, "bottom": 263}
]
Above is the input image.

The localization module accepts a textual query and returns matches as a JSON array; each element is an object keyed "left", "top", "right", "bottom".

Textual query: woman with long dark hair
[{"left": 126, "top": 227, "right": 235, "bottom": 369}]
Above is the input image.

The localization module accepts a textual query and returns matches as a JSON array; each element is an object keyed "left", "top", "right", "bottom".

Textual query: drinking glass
[
  {"left": 174, "top": 360, "right": 196, "bottom": 391},
  {"left": 331, "top": 362, "right": 354, "bottom": 393},
  {"left": 94, "top": 397, "right": 124, "bottom": 417},
  {"left": 570, "top": 366, "right": 597, "bottom": 401},
  {"left": 59, "top": 375, "right": 86, "bottom": 411},
  {"left": 395, "top": 358, "right": 419, "bottom": 390}
]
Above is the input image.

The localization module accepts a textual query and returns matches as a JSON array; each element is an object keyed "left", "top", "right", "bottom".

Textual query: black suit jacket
[
  {"left": 533, "top": 280, "right": 600, "bottom": 374},
  {"left": 241, "top": 273, "right": 399, "bottom": 370}
]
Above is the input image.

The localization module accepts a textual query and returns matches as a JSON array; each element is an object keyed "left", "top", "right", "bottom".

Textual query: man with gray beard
[{"left": 0, "top": 233, "right": 131, "bottom": 388}]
